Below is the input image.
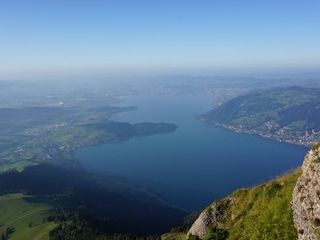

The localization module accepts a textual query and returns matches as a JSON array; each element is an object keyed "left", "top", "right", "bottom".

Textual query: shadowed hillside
[{"left": 0, "top": 164, "right": 187, "bottom": 239}]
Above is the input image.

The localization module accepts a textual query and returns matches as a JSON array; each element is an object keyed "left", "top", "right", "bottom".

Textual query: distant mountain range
[{"left": 201, "top": 86, "right": 320, "bottom": 147}]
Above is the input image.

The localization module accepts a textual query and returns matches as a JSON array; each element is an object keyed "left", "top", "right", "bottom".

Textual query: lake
[{"left": 75, "top": 95, "right": 308, "bottom": 210}]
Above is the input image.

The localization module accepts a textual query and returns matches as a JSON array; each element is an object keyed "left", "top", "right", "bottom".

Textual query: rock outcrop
[
  {"left": 293, "top": 143, "right": 320, "bottom": 240},
  {"left": 187, "top": 197, "right": 235, "bottom": 239}
]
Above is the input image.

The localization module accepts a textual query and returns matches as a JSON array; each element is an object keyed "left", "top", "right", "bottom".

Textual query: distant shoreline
[{"left": 200, "top": 118, "right": 313, "bottom": 148}]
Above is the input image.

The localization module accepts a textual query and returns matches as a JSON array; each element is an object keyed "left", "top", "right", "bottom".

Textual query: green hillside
[
  {"left": 201, "top": 86, "right": 320, "bottom": 147},
  {"left": 213, "top": 170, "right": 300, "bottom": 239},
  {"left": 177, "top": 169, "right": 302, "bottom": 240},
  {"left": 0, "top": 193, "right": 58, "bottom": 240}
]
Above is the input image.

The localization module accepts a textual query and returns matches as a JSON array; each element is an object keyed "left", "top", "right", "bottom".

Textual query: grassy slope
[
  {"left": 224, "top": 169, "right": 301, "bottom": 240},
  {"left": 163, "top": 169, "right": 302, "bottom": 240},
  {"left": 0, "top": 193, "right": 58, "bottom": 240},
  {"left": 161, "top": 233, "right": 187, "bottom": 240}
]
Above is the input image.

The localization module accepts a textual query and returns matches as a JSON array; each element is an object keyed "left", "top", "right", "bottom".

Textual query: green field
[{"left": 0, "top": 193, "right": 58, "bottom": 240}]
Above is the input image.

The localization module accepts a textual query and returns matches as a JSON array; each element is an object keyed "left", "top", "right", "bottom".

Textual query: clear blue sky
[{"left": 1, "top": 0, "right": 320, "bottom": 79}]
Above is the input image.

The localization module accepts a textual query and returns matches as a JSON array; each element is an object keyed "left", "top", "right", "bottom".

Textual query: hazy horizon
[{"left": 1, "top": 1, "right": 320, "bottom": 81}]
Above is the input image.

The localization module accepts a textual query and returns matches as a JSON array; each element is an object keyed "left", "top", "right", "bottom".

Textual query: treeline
[
  {"left": 49, "top": 208, "right": 161, "bottom": 240},
  {"left": 48, "top": 207, "right": 195, "bottom": 240}
]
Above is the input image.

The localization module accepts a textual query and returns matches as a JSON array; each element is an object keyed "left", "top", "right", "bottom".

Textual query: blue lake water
[{"left": 75, "top": 95, "right": 308, "bottom": 210}]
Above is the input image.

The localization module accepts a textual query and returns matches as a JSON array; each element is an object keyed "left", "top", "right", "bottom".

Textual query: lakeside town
[{"left": 210, "top": 121, "right": 320, "bottom": 148}]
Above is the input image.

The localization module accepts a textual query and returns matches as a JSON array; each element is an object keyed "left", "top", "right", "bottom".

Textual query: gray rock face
[
  {"left": 293, "top": 145, "right": 320, "bottom": 240},
  {"left": 187, "top": 210, "right": 211, "bottom": 239},
  {"left": 187, "top": 197, "right": 234, "bottom": 239}
]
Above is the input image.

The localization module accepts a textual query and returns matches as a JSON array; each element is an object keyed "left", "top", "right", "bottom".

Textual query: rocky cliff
[
  {"left": 293, "top": 142, "right": 320, "bottom": 240},
  {"left": 187, "top": 197, "right": 234, "bottom": 239}
]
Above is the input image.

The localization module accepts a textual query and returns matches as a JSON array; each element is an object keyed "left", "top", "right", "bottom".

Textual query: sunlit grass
[
  {"left": 211, "top": 169, "right": 301, "bottom": 240},
  {"left": 0, "top": 193, "right": 58, "bottom": 240},
  {"left": 181, "top": 169, "right": 302, "bottom": 240},
  {"left": 161, "top": 232, "right": 187, "bottom": 240}
]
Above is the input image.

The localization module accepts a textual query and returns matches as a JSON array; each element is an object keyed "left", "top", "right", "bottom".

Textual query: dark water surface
[{"left": 75, "top": 95, "right": 307, "bottom": 210}]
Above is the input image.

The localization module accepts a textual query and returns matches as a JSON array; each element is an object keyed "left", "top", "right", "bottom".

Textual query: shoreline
[{"left": 200, "top": 118, "right": 316, "bottom": 148}]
